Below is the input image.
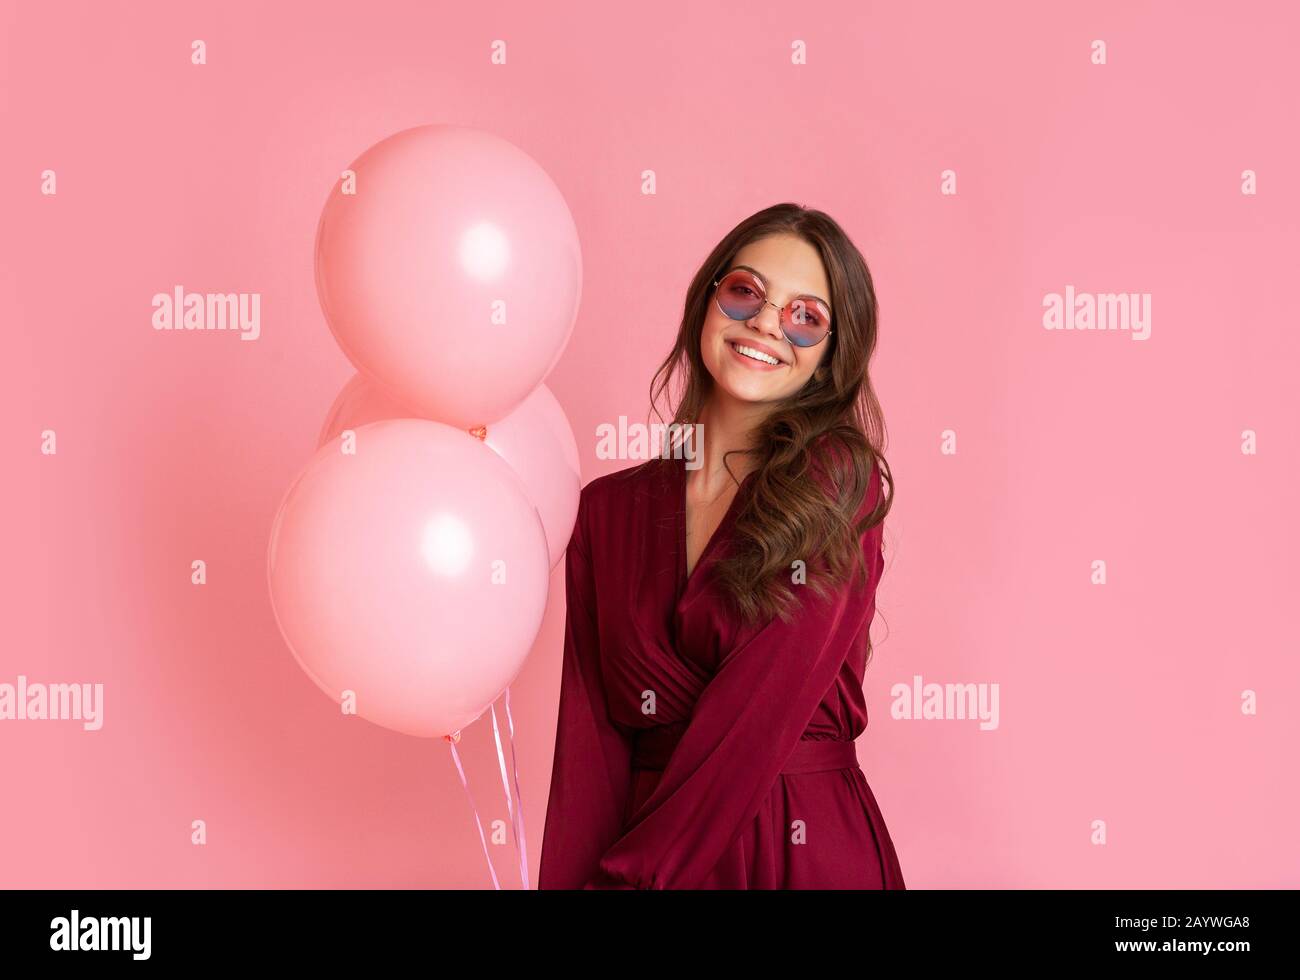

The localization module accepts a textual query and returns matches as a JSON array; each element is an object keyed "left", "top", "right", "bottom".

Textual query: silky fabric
[{"left": 538, "top": 446, "right": 905, "bottom": 890}]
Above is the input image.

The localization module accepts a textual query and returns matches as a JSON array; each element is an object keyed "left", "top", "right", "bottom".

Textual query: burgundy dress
[{"left": 537, "top": 449, "right": 905, "bottom": 890}]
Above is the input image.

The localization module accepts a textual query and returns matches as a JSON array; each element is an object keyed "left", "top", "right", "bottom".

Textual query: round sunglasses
[{"left": 711, "top": 268, "right": 833, "bottom": 348}]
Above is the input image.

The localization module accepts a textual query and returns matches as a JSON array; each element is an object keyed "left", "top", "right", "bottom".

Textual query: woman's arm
[{"left": 537, "top": 491, "right": 636, "bottom": 889}]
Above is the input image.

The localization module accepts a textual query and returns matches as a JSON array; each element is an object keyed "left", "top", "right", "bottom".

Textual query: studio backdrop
[{"left": 2, "top": 0, "right": 1296, "bottom": 888}]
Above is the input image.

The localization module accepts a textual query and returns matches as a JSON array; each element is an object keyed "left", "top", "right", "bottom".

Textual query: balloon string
[
  {"left": 490, "top": 689, "right": 530, "bottom": 889},
  {"left": 447, "top": 736, "right": 501, "bottom": 890},
  {"left": 505, "top": 688, "right": 530, "bottom": 890},
  {"left": 499, "top": 688, "right": 529, "bottom": 888}
]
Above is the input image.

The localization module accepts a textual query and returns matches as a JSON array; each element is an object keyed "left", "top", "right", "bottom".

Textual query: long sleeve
[
  {"left": 537, "top": 494, "right": 635, "bottom": 890},
  {"left": 586, "top": 459, "right": 886, "bottom": 890}
]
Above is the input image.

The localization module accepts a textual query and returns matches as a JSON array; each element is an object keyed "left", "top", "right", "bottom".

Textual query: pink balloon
[
  {"left": 316, "top": 375, "right": 580, "bottom": 570},
  {"left": 314, "top": 372, "right": 417, "bottom": 450},
  {"left": 267, "top": 419, "right": 550, "bottom": 738},
  {"left": 314, "top": 124, "right": 583, "bottom": 429},
  {"left": 482, "top": 386, "right": 580, "bottom": 571}
]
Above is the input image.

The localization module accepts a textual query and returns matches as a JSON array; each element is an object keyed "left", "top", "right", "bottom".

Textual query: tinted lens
[
  {"left": 782, "top": 298, "right": 832, "bottom": 347},
  {"left": 715, "top": 270, "right": 764, "bottom": 320}
]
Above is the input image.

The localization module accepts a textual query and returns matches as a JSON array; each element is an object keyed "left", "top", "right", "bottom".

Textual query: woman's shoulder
[
  {"left": 579, "top": 456, "right": 669, "bottom": 508},
  {"left": 566, "top": 457, "right": 672, "bottom": 558},
  {"left": 571, "top": 456, "right": 675, "bottom": 544}
]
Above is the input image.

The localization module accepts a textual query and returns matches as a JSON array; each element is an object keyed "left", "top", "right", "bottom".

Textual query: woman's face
[{"left": 700, "top": 234, "right": 834, "bottom": 407}]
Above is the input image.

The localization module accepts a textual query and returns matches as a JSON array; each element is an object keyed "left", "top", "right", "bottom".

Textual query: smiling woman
[
  {"left": 696, "top": 237, "right": 837, "bottom": 411},
  {"left": 539, "top": 202, "right": 902, "bottom": 890}
]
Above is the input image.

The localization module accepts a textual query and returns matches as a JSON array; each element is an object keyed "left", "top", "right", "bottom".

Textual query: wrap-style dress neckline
[{"left": 675, "top": 459, "right": 756, "bottom": 599}]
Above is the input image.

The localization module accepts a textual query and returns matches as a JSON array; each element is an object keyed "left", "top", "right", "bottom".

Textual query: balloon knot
[{"left": 468, "top": 426, "right": 488, "bottom": 441}]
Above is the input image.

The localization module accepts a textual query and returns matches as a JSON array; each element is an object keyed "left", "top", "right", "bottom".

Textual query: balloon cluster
[{"left": 267, "top": 125, "right": 583, "bottom": 739}]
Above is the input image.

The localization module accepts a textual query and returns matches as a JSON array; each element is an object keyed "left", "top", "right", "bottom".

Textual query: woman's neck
[{"left": 694, "top": 393, "right": 769, "bottom": 491}]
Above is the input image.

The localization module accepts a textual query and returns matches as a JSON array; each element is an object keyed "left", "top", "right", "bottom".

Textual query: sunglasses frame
[{"left": 710, "top": 269, "right": 834, "bottom": 349}]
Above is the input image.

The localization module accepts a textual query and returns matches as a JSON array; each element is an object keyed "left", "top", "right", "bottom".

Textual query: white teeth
[{"left": 732, "top": 343, "right": 780, "bottom": 365}]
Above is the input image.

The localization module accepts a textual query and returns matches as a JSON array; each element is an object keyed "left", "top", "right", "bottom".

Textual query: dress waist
[{"left": 630, "top": 723, "right": 860, "bottom": 775}]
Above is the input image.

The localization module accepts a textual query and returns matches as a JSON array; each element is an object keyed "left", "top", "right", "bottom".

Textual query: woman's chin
[{"left": 714, "top": 375, "right": 785, "bottom": 405}]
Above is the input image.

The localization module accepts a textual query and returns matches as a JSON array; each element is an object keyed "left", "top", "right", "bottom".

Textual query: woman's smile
[{"left": 727, "top": 339, "right": 787, "bottom": 371}]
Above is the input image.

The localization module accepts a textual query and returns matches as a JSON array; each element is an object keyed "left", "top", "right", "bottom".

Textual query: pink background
[{"left": 3, "top": 0, "right": 1297, "bottom": 888}]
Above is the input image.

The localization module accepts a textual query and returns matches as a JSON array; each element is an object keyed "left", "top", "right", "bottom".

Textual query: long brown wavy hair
[{"left": 646, "top": 202, "right": 894, "bottom": 637}]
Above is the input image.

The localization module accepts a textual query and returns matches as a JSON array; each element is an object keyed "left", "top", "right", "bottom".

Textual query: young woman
[{"left": 538, "top": 203, "right": 905, "bottom": 890}]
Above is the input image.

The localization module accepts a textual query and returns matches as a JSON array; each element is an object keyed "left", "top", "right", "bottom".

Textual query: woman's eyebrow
[{"left": 730, "top": 264, "right": 831, "bottom": 311}]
